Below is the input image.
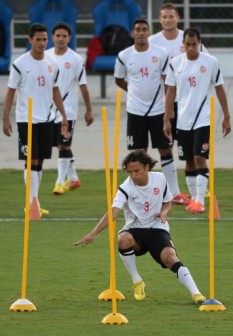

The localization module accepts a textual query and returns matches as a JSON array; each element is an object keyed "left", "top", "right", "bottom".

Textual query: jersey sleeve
[
  {"left": 165, "top": 59, "right": 177, "bottom": 86},
  {"left": 114, "top": 53, "right": 126, "bottom": 79}
]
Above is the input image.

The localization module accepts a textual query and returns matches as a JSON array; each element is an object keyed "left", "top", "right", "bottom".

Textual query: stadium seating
[
  {"left": 0, "top": 0, "right": 13, "bottom": 73},
  {"left": 90, "top": 0, "right": 142, "bottom": 97},
  {"left": 28, "top": 0, "right": 78, "bottom": 50}
]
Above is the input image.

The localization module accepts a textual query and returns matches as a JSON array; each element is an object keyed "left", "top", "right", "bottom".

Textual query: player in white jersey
[
  {"left": 114, "top": 18, "right": 190, "bottom": 206},
  {"left": 74, "top": 150, "right": 206, "bottom": 305},
  {"left": 149, "top": 2, "right": 209, "bottom": 203},
  {"left": 164, "top": 28, "right": 231, "bottom": 214},
  {"left": 46, "top": 22, "right": 93, "bottom": 195},
  {"left": 2, "top": 23, "right": 68, "bottom": 216}
]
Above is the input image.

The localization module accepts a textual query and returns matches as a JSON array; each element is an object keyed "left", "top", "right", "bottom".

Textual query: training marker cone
[
  {"left": 213, "top": 195, "right": 221, "bottom": 220},
  {"left": 29, "top": 197, "right": 41, "bottom": 221}
]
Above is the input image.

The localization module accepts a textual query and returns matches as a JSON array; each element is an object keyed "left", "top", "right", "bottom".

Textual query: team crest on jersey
[
  {"left": 200, "top": 66, "right": 206, "bottom": 73},
  {"left": 64, "top": 62, "right": 71, "bottom": 69},
  {"left": 48, "top": 66, "right": 54, "bottom": 73},
  {"left": 152, "top": 56, "right": 158, "bottom": 63},
  {"left": 153, "top": 187, "right": 159, "bottom": 195}
]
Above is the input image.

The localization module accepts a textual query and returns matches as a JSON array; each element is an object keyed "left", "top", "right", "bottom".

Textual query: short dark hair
[
  {"left": 29, "top": 23, "right": 47, "bottom": 38},
  {"left": 183, "top": 27, "right": 201, "bottom": 41},
  {"left": 132, "top": 18, "right": 149, "bottom": 30},
  {"left": 122, "top": 150, "right": 157, "bottom": 171},
  {"left": 52, "top": 22, "right": 72, "bottom": 36},
  {"left": 160, "top": 2, "right": 179, "bottom": 15}
]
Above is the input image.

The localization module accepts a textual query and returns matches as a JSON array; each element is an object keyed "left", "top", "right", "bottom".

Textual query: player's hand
[
  {"left": 61, "top": 118, "right": 68, "bottom": 136},
  {"left": 73, "top": 232, "right": 96, "bottom": 246},
  {"left": 163, "top": 119, "right": 173, "bottom": 143},
  {"left": 154, "top": 212, "right": 167, "bottom": 224},
  {"left": 85, "top": 110, "right": 94, "bottom": 126},
  {"left": 2, "top": 119, "right": 13, "bottom": 137},
  {"left": 222, "top": 117, "right": 231, "bottom": 137}
]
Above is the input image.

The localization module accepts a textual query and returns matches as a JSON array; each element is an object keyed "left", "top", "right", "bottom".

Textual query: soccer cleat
[
  {"left": 193, "top": 293, "right": 206, "bottom": 304},
  {"left": 185, "top": 199, "right": 196, "bottom": 212},
  {"left": 190, "top": 201, "right": 205, "bottom": 214},
  {"left": 172, "top": 193, "right": 190, "bottom": 205},
  {"left": 133, "top": 281, "right": 145, "bottom": 301},
  {"left": 53, "top": 183, "right": 64, "bottom": 195},
  {"left": 63, "top": 179, "right": 81, "bottom": 191},
  {"left": 39, "top": 208, "right": 49, "bottom": 216}
]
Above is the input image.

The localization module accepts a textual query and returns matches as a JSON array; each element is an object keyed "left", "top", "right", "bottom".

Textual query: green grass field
[{"left": 0, "top": 169, "right": 232, "bottom": 336}]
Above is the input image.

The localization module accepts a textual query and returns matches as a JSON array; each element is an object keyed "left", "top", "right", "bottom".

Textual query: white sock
[
  {"left": 161, "top": 157, "right": 180, "bottom": 197},
  {"left": 56, "top": 158, "right": 70, "bottom": 184},
  {"left": 177, "top": 266, "right": 200, "bottom": 295},
  {"left": 24, "top": 169, "right": 39, "bottom": 205},
  {"left": 38, "top": 170, "right": 43, "bottom": 187},
  {"left": 67, "top": 158, "right": 78, "bottom": 181},
  {"left": 119, "top": 250, "right": 142, "bottom": 284},
  {"left": 196, "top": 174, "right": 208, "bottom": 205},
  {"left": 186, "top": 175, "right": 197, "bottom": 200}
]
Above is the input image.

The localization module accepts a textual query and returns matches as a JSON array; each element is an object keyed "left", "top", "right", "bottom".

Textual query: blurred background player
[
  {"left": 114, "top": 18, "right": 189, "bottom": 205},
  {"left": 2, "top": 23, "right": 68, "bottom": 215},
  {"left": 164, "top": 28, "right": 231, "bottom": 213},
  {"left": 46, "top": 22, "right": 93, "bottom": 195},
  {"left": 149, "top": 2, "right": 209, "bottom": 200}
]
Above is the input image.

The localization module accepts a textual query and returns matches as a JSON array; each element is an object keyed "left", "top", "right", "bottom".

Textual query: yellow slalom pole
[
  {"left": 101, "top": 106, "right": 128, "bottom": 325},
  {"left": 9, "top": 97, "right": 36, "bottom": 312},
  {"left": 98, "top": 90, "right": 125, "bottom": 302},
  {"left": 199, "top": 96, "right": 226, "bottom": 312}
]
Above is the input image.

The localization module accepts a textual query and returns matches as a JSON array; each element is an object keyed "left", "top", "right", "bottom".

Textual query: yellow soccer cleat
[
  {"left": 53, "top": 183, "right": 64, "bottom": 195},
  {"left": 193, "top": 293, "right": 206, "bottom": 304},
  {"left": 133, "top": 281, "right": 145, "bottom": 301}
]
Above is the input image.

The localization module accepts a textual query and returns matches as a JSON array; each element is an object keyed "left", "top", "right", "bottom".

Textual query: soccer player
[
  {"left": 74, "top": 150, "right": 206, "bottom": 304},
  {"left": 114, "top": 18, "right": 189, "bottom": 205},
  {"left": 164, "top": 28, "right": 231, "bottom": 213},
  {"left": 46, "top": 22, "right": 93, "bottom": 195},
  {"left": 2, "top": 23, "right": 68, "bottom": 216},
  {"left": 149, "top": 2, "right": 209, "bottom": 200}
]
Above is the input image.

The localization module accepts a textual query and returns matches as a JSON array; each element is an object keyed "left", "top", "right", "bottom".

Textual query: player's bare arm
[
  {"left": 2, "top": 88, "right": 16, "bottom": 137},
  {"left": 215, "top": 85, "right": 231, "bottom": 137},
  {"left": 154, "top": 201, "right": 171, "bottom": 223},
  {"left": 115, "top": 78, "right": 128, "bottom": 92},
  {"left": 79, "top": 84, "right": 94, "bottom": 126},
  {"left": 163, "top": 85, "right": 176, "bottom": 141},
  {"left": 74, "top": 207, "right": 120, "bottom": 246},
  {"left": 53, "top": 86, "right": 68, "bottom": 133}
]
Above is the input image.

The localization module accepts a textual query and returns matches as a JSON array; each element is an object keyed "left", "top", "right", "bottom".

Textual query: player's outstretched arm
[{"left": 73, "top": 207, "right": 120, "bottom": 246}]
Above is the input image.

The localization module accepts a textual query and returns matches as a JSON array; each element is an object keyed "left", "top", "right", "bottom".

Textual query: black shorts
[
  {"left": 127, "top": 113, "right": 172, "bottom": 150},
  {"left": 177, "top": 126, "right": 209, "bottom": 161},
  {"left": 121, "top": 228, "right": 176, "bottom": 269},
  {"left": 53, "top": 120, "right": 75, "bottom": 147},
  {"left": 17, "top": 121, "right": 53, "bottom": 160}
]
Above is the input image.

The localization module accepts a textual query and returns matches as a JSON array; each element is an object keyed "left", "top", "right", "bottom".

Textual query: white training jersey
[
  {"left": 46, "top": 48, "right": 87, "bottom": 122},
  {"left": 149, "top": 29, "right": 184, "bottom": 60},
  {"left": 165, "top": 52, "right": 224, "bottom": 130},
  {"left": 112, "top": 171, "right": 173, "bottom": 231},
  {"left": 114, "top": 44, "right": 169, "bottom": 116},
  {"left": 8, "top": 51, "right": 60, "bottom": 123},
  {"left": 149, "top": 29, "right": 208, "bottom": 60}
]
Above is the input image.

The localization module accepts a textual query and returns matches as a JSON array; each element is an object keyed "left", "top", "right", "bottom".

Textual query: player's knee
[{"left": 118, "top": 231, "right": 134, "bottom": 250}]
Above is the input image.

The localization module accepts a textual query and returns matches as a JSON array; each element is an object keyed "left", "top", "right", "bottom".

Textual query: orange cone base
[
  {"left": 101, "top": 313, "right": 128, "bottom": 325},
  {"left": 29, "top": 197, "right": 41, "bottom": 221},
  {"left": 98, "top": 288, "right": 125, "bottom": 301},
  {"left": 9, "top": 298, "right": 37, "bottom": 312},
  {"left": 199, "top": 299, "right": 226, "bottom": 311}
]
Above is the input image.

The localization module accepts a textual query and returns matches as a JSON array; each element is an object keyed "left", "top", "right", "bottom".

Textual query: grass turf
[{"left": 0, "top": 169, "right": 232, "bottom": 336}]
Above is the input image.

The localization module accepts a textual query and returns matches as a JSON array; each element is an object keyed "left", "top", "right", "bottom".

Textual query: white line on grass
[{"left": 1, "top": 217, "right": 233, "bottom": 222}]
